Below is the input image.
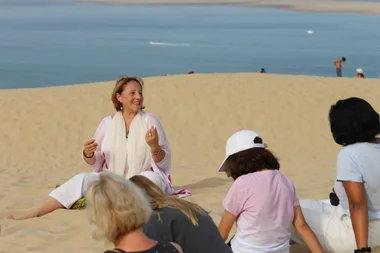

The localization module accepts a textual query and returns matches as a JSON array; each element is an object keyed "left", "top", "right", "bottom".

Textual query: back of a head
[
  {"left": 224, "top": 137, "right": 280, "bottom": 180},
  {"left": 130, "top": 175, "right": 207, "bottom": 226},
  {"left": 342, "top": 57, "right": 346, "bottom": 62},
  {"left": 86, "top": 172, "right": 152, "bottom": 244},
  {"left": 329, "top": 97, "right": 380, "bottom": 146},
  {"left": 130, "top": 175, "right": 165, "bottom": 210}
]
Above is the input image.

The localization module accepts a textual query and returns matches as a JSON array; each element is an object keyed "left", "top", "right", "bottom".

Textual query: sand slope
[
  {"left": 75, "top": 0, "right": 380, "bottom": 15},
  {"left": 0, "top": 73, "right": 379, "bottom": 252}
]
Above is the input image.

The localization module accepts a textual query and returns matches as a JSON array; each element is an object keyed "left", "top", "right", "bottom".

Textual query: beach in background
[
  {"left": 1, "top": 1, "right": 380, "bottom": 89},
  {"left": 76, "top": 0, "right": 380, "bottom": 15}
]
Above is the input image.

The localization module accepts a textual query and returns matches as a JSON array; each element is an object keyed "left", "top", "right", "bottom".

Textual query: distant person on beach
[
  {"left": 290, "top": 97, "right": 380, "bottom": 253},
  {"left": 260, "top": 68, "right": 266, "bottom": 73},
  {"left": 8, "top": 76, "right": 182, "bottom": 220},
  {"left": 86, "top": 172, "right": 183, "bottom": 253},
  {"left": 130, "top": 175, "right": 233, "bottom": 253},
  {"left": 334, "top": 57, "right": 346, "bottom": 77},
  {"left": 217, "top": 130, "right": 323, "bottom": 253},
  {"left": 355, "top": 68, "right": 365, "bottom": 78}
]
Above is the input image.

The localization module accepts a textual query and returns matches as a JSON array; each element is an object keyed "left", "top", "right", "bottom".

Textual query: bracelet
[
  {"left": 83, "top": 150, "right": 94, "bottom": 159},
  {"left": 152, "top": 148, "right": 161, "bottom": 156},
  {"left": 354, "top": 247, "right": 372, "bottom": 253}
]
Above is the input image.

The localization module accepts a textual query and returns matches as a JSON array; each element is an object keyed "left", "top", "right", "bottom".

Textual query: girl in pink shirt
[{"left": 217, "top": 130, "right": 323, "bottom": 253}]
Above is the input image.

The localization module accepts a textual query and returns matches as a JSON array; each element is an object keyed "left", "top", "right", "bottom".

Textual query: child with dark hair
[
  {"left": 291, "top": 97, "right": 380, "bottom": 253},
  {"left": 355, "top": 68, "right": 365, "bottom": 78},
  {"left": 217, "top": 130, "right": 323, "bottom": 253},
  {"left": 334, "top": 57, "right": 346, "bottom": 77}
]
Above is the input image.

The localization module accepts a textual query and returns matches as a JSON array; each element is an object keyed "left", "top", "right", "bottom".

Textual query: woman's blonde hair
[
  {"left": 86, "top": 172, "right": 152, "bottom": 244},
  {"left": 130, "top": 175, "right": 207, "bottom": 226},
  {"left": 111, "top": 76, "right": 145, "bottom": 111}
]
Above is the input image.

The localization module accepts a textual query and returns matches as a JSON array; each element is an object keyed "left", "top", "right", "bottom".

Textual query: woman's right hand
[{"left": 83, "top": 139, "right": 98, "bottom": 158}]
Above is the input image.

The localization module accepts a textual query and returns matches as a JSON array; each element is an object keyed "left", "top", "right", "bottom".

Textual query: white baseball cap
[
  {"left": 356, "top": 68, "right": 364, "bottom": 74},
  {"left": 218, "top": 130, "right": 267, "bottom": 172}
]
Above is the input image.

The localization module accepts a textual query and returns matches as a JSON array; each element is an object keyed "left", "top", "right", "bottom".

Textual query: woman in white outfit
[
  {"left": 291, "top": 97, "right": 380, "bottom": 253},
  {"left": 8, "top": 76, "right": 173, "bottom": 220}
]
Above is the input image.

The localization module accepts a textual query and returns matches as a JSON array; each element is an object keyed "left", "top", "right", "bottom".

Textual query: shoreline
[{"left": 74, "top": 0, "right": 380, "bottom": 15}]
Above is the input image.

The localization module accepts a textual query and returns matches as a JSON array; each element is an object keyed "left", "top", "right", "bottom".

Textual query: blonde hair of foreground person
[
  {"left": 85, "top": 172, "right": 182, "bottom": 253},
  {"left": 130, "top": 175, "right": 207, "bottom": 226}
]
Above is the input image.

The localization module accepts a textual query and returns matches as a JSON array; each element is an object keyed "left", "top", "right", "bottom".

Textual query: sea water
[{"left": 0, "top": 1, "right": 379, "bottom": 88}]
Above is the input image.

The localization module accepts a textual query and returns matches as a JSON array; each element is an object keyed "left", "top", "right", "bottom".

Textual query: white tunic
[{"left": 49, "top": 112, "right": 172, "bottom": 208}]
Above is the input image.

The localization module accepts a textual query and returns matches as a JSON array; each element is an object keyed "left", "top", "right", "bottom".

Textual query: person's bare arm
[
  {"left": 343, "top": 181, "right": 368, "bottom": 249},
  {"left": 82, "top": 117, "right": 107, "bottom": 171},
  {"left": 151, "top": 144, "right": 165, "bottom": 163},
  {"left": 83, "top": 139, "right": 97, "bottom": 165},
  {"left": 218, "top": 210, "right": 237, "bottom": 241},
  {"left": 145, "top": 114, "right": 172, "bottom": 172},
  {"left": 293, "top": 206, "right": 324, "bottom": 253},
  {"left": 146, "top": 127, "right": 166, "bottom": 163}
]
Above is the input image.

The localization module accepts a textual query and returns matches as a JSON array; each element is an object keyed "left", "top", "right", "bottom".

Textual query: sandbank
[
  {"left": 75, "top": 0, "right": 380, "bottom": 15},
  {"left": 1, "top": 73, "right": 380, "bottom": 252}
]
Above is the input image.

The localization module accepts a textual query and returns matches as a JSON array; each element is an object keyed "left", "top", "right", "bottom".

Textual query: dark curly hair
[
  {"left": 329, "top": 97, "right": 380, "bottom": 146},
  {"left": 223, "top": 139, "right": 280, "bottom": 181}
]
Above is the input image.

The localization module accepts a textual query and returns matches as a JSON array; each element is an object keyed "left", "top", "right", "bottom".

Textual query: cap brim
[{"left": 218, "top": 156, "right": 228, "bottom": 172}]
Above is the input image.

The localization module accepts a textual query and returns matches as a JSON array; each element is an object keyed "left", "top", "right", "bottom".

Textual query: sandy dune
[
  {"left": 75, "top": 0, "right": 380, "bottom": 15},
  {"left": 0, "top": 73, "right": 380, "bottom": 252}
]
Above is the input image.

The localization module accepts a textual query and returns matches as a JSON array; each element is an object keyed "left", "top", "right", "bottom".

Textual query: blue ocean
[{"left": 0, "top": 1, "right": 380, "bottom": 89}]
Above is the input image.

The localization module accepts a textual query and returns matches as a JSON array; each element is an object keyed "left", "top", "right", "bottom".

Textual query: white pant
[
  {"left": 49, "top": 171, "right": 166, "bottom": 209},
  {"left": 231, "top": 238, "right": 289, "bottom": 253},
  {"left": 290, "top": 199, "right": 380, "bottom": 253}
]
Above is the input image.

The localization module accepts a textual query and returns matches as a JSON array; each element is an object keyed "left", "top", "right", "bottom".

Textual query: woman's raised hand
[
  {"left": 83, "top": 139, "right": 98, "bottom": 158},
  {"left": 145, "top": 127, "right": 159, "bottom": 149}
]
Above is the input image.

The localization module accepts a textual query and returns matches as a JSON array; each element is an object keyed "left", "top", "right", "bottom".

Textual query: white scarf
[{"left": 102, "top": 110, "right": 150, "bottom": 179}]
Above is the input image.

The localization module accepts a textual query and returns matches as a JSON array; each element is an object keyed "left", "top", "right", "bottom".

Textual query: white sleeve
[
  {"left": 145, "top": 113, "right": 171, "bottom": 174},
  {"left": 336, "top": 148, "right": 363, "bottom": 183},
  {"left": 81, "top": 117, "right": 108, "bottom": 172}
]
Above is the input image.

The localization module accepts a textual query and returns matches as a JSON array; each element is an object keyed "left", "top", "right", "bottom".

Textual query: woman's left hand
[{"left": 145, "top": 127, "right": 160, "bottom": 149}]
